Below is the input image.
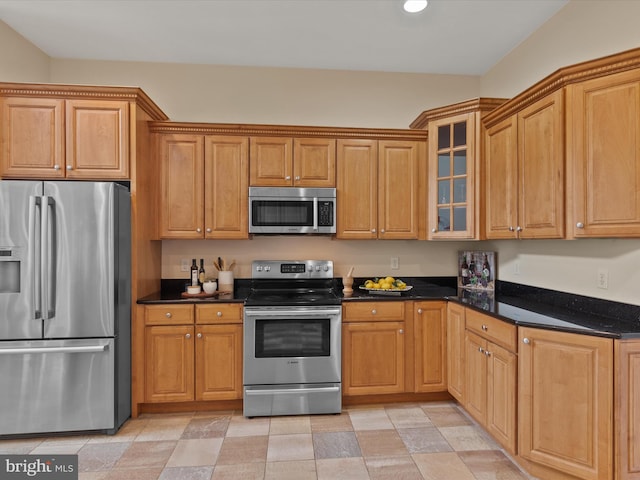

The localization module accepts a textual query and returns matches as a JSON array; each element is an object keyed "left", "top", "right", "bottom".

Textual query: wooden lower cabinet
[
  {"left": 464, "top": 310, "right": 517, "bottom": 454},
  {"left": 414, "top": 301, "right": 447, "bottom": 392},
  {"left": 145, "top": 325, "right": 195, "bottom": 403},
  {"left": 342, "top": 301, "right": 407, "bottom": 395},
  {"left": 518, "top": 327, "right": 613, "bottom": 480},
  {"left": 615, "top": 339, "right": 640, "bottom": 480},
  {"left": 143, "top": 303, "right": 243, "bottom": 404},
  {"left": 446, "top": 302, "right": 466, "bottom": 402}
]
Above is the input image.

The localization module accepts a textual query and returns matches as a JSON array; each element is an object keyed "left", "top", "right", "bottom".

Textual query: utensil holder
[
  {"left": 342, "top": 276, "right": 354, "bottom": 296},
  {"left": 218, "top": 271, "right": 234, "bottom": 292}
]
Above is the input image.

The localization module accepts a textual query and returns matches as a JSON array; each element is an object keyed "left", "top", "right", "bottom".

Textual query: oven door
[{"left": 243, "top": 306, "right": 341, "bottom": 385}]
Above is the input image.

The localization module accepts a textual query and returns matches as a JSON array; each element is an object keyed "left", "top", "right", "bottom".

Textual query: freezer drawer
[{"left": 0, "top": 338, "right": 115, "bottom": 436}]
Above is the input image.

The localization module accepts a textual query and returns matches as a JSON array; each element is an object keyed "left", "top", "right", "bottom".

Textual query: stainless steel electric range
[{"left": 243, "top": 260, "right": 342, "bottom": 417}]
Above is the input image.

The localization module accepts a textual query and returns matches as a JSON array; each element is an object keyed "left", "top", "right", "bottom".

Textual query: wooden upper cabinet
[
  {"left": 1, "top": 97, "right": 65, "bottom": 178},
  {"left": 485, "top": 90, "right": 564, "bottom": 239},
  {"left": 378, "top": 140, "right": 422, "bottom": 239},
  {"left": 336, "top": 138, "right": 424, "bottom": 240},
  {"left": 336, "top": 139, "right": 378, "bottom": 239},
  {"left": 204, "top": 136, "right": 249, "bottom": 239},
  {"left": 159, "top": 134, "right": 204, "bottom": 239},
  {"left": 250, "top": 136, "right": 335, "bottom": 187},
  {"left": 1, "top": 96, "right": 131, "bottom": 179},
  {"left": 567, "top": 68, "right": 640, "bottom": 237},
  {"left": 65, "top": 99, "right": 129, "bottom": 178},
  {"left": 159, "top": 133, "right": 249, "bottom": 240}
]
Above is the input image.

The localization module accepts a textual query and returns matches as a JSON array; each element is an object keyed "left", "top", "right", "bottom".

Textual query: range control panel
[{"left": 251, "top": 260, "right": 333, "bottom": 279}]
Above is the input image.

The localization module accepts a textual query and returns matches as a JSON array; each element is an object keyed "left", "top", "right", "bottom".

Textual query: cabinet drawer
[
  {"left": 343, "top": 301, "right": 405, "bottom": 322},
  {"left": 144, "top": 304, "right": 194, "bottom": 325},
  {"left": 196, "top": 303, "right": 243, "bottom": 324},
  {"left": 466, "top": 309, "right": 516, "bottom": 351}
]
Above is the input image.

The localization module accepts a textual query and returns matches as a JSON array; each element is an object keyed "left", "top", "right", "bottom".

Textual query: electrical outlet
[
  {"left": 180, "top": 258, "right": 190, "bottom": 272},
  {"left": 597, "top": 269, "right": 609, "bottom": 289},
  {"left": 390, "top": 257, "right": 399, "bottom": 270}
]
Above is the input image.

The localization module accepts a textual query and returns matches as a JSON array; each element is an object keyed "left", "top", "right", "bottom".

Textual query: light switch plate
[{"left": 390, "top": 257, "right": 399, "bottom": 270}]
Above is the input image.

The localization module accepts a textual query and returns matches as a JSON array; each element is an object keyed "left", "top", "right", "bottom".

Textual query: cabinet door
[
  {"left": 378, "top": 140, "right": 421, "bottom": 239},
  {"left": 519, "top": 327, "right": 613, "bottom": 480},
  {"left": 293, "top": 138, "right": 336, "bottom": 187},
  {"left": 204, "top": 136, "right": 249, "bottom": 239},
  {"left": 464, "top": 330, "right": 487, "bottom": 424},
  {"left": 195, "top": 324, "right": 243, "bottom": 401},
  {"left": 486, "top": 341, "right": 517, "bottom": 455},
  {"left": 342, "top": 321, "right": 404, "bottom": 395},
  {"left": 485, "top": 116, "right": 518, "bottom": 239},
  {"left": 429, "top": 113, "right": 477, "bottom": 239},
  {"left": 336, "top": 139, "right": 378, "bottom": 239},
  {"left": 518, "top": 90, "right": 564, "bottom": 239},
  {"left": 1, "top": 97, "right": 65, "bottom": 178},
  {"left": 615, "top": 339, "right": 640, "bottom": 480},
  {"left": 446, "top": 302, "right": 465, "bottom": 403},
  {"left": 249, "top": 136, "right": 293, "bottom": 186},
  {"left": 568, "top": 69, "right": 640, "bottom": 237},
  {"left": 414, "top": 301, "right": 447, "bottom": 392},
  {"left": 65, "top": 99, "right": 129, "bottom": 179},
  {"left": 145, "top": 325, "right": 195, "bottom": 403},
  {"left": 159, "top": 134, "right": 204, "bottom": 238}
]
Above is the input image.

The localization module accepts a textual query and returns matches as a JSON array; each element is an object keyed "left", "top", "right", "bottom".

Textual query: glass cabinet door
[{"left": 428, "top": 113, "right": 476, "bottom": 238}]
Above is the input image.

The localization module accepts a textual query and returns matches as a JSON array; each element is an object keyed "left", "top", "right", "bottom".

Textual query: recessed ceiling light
[{"left": 403, "top": 0, "right": 428, "bottom": 13}]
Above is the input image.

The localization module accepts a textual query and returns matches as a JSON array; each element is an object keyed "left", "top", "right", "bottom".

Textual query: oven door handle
[
  {"left": 245, "top": 386, "right": 340, "bottom": 396},
  {"left": 245, "top": 309, "right": 341, "bottom": 317}
]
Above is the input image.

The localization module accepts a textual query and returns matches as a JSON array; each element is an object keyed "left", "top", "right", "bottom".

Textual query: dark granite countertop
[{"left": 138, "top": 277, "right": 640, "bottom": 339}]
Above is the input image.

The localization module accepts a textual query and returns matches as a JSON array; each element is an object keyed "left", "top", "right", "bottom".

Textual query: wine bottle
[
  {"left": 468, "top": 256, "right": 476, "bottom": 285},
  {"left": 482, "top": 254, "right": 491, "bottom": 287},
  {"left": 461, "top": 255, "right": 469, "bottom": 285},
  {"left": 190, "top": 259, "right": 199, "bottom": 287},
  {"left": 199, "top": 259, "right": 205, "bottom": 286}
]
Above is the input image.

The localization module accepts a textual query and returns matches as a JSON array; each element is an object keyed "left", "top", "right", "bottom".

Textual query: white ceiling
[{"left": 0, "top": 0, "right": 568, "bottom": 75}]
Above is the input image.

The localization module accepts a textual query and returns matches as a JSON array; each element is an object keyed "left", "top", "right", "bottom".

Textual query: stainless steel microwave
[{"left": 249, "top": 187, "right": 336, "bottom": 234}]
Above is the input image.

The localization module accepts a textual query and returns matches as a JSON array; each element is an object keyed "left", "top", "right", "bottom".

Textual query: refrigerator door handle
[
  {"left": 30, "top": 196, "right": 42, "bottom": 319},
  {"left": 40, "top": 196, "right": 56, "bottom": 320},
  {"left": 0, "top": 344, "right": 109, "bottom": 355}
]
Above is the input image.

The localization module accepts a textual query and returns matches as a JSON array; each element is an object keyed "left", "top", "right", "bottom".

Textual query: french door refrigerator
[{"left": 0, "top": 181, "right": 131, "bottom": 436}]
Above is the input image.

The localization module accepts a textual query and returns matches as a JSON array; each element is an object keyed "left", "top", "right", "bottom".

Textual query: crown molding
[{"left": 410, "top": 97, "right": 507, "bottom": 129}]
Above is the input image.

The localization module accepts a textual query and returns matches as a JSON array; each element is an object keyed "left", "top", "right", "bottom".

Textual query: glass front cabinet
[{"left": 411, "top": 98, "right": 505, "bottom": 239}]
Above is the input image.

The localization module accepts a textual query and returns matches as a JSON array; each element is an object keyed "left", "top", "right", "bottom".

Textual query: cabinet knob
[
  {"left": 478, "top": 346, "right": 484, "bottom": 353},
  {"left": 66, "top": 165, "right": 72, "bottom": 171},
  {"left": 380, "top": 229, "right": 385, "bottom": 233},
  {"left": 523, "top": 337, "right": 530, "bottom": 344},
  {"left": 576, "top": 222, "right": 584, "bottom": 229},
  {"left": 417, "top": 308, "right": 423, "bottom": 314},
  {"left": 197, "top": 333, "right": 202, "bottom": 338},
  {"left": 508, "top": 226, "right": 515, "bottom": 232},
  {"left": 185, "top": 333, "right": 191, "bottom": 339},
  {"left": 53, "top": 164, "right": 61, "bottom": 171},
  {"left": 399, "top": 329, "right": 404, "bottom": 334},
  {"left": 285, "top": 176, "right": 291, "bottom": 181},
  {"left": 485, "top": 350, "right": 491, "bottom": 357},
  {"left": 295, "top": 176, "right": 300, "bottom": 181},
  {"left": 206, "top": 228, "right": 212, "bottom": 233},
  {"left": 372, "top": 228, "right": 376, "bottom": 233},
  {"left": 196, "top": 228, "right": 202, "bottom": 233},
  {"left": 165, "top": 312, "right": 172, "bottom": 318},
  {"left": 481, "top": 324, "right": 488, "bottom": 331},
  {"left": 431, "top": 228, "right": 437, "bottom": 233},
  {"left": 217, "top": 311, "right": 223, "bottom": 317},
  {"left": 516, "top": 226, "right": 523, "bottom": 232},
  {"left": 371, "top": 309, "right": 377, "bottom": 315}
]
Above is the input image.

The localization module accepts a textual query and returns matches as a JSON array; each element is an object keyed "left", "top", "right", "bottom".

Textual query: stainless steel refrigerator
[{"left": 0, "top": 181, "right": 131, "bottom": 436}]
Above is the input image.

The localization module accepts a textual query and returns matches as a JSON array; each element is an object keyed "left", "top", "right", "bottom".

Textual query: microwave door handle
[
  {"left": 313, "top": 197, "right": 318, "bottom": 231},
  {"left": 30, "top": 196, "right": 41, "bottom": 319}
]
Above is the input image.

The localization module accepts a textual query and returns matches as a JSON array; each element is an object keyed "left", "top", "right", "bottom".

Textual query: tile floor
[{"left": 0, "top": 401, "right": 537, "bottom": 479}]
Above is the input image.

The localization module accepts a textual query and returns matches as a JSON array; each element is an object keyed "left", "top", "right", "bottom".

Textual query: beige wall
[
  {"left": 0, "top": 20, "right": 49, "bottom": 81},
  {"left": 2, "top": 1, "right": 640, "bottom": 304}
]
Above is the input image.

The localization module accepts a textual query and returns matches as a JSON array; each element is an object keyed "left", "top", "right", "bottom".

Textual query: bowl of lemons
[{"left": 359, "top": 276, "right": 412, "bottom": 295}]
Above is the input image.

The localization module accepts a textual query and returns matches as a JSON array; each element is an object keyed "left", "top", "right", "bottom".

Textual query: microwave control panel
[{"left": 318, "top": 201, "right": 334, "bottom": 226}]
